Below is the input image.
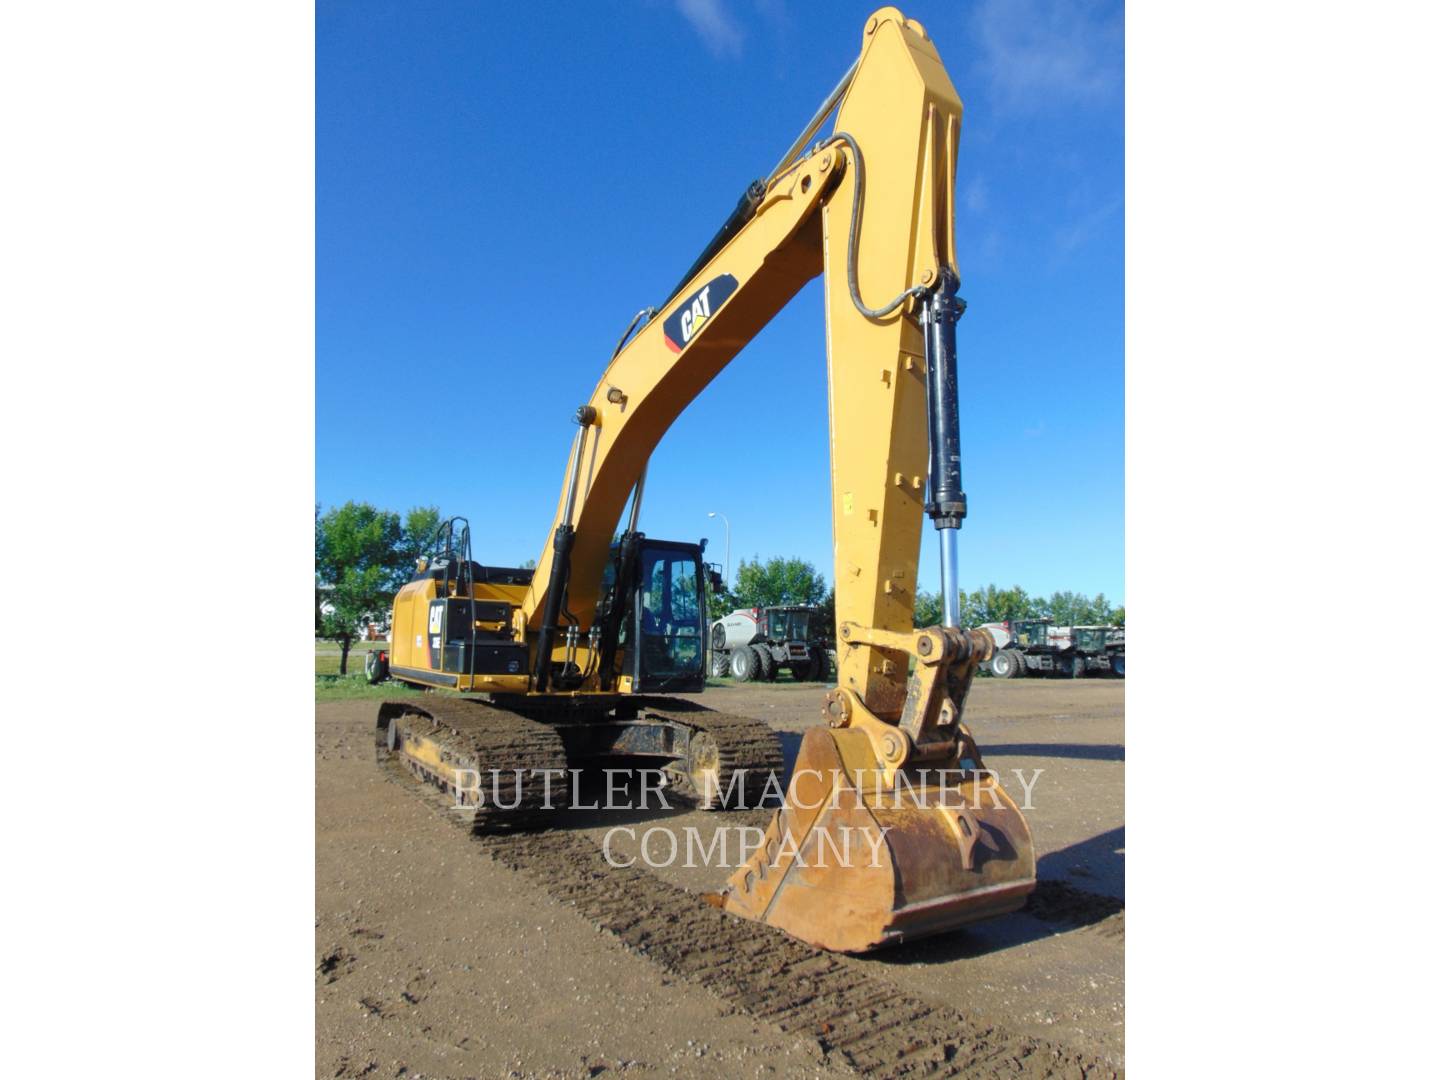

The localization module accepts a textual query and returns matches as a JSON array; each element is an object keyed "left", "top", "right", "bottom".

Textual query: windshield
[
  {"left": 637, "top": 548, "right": 702, "bottom": 679},
  {"left": 1075, "top": 629, "right": 1104, "bottom": 652},
  {"left": 1014, "top": 621, "right": 1047, "bottom": 647},
  {"left": 789, "top": 611, "right": 810, "bottom": 640}
]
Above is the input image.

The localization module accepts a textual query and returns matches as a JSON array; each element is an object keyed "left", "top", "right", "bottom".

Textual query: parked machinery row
[{"left": 982, "top": 618, "right": 1125, "bottom": 679}]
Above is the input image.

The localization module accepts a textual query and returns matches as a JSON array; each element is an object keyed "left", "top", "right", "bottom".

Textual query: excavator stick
[{"left": 716, "top": 10, "right": 1036, "bottom": 949}]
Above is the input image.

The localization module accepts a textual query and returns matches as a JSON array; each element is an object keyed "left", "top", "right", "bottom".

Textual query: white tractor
[{"left": 708, "top": 605, "right": 830, "bottom": 682}]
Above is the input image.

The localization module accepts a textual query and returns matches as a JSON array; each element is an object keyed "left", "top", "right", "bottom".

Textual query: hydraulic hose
[{"left": 828, "top": 131, "right": 931, "bottom": 321}]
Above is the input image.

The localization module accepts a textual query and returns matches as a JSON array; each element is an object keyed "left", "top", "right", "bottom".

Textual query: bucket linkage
[{"left": 720, "top": 624, "right": 1036, "bottom": 952}]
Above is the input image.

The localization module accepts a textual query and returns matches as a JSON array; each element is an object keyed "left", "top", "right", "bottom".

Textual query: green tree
[
  {"left": 316, "top": 501, "right": 406, "bottom": 674},
  {"left": 1035, "top": 590, "right": 1078, "bottom": 624},
  {"left": 820, "top": 579, "right": 1123, "bottom": 632},
  {"left": 397, "top": 506, "right": 443, "bottom": 569},
  {"left": 315, "top": 503, "right": 325, "bottom": 633},
  {"left": 968, "top": 584, "right": 1034, "bottom": 624},
  {"left": 815, "top": 585, "right": 837, "bottom": 642},
  {"left": 1089, "top": 593, "right": 1115, "bottom": 625},
  {"left": 1034, "top": 589, "right": 1116, "bottom": 626},
  {"left": 704, "top": 568, "right": 737, "bottom": 624},
  {"left": 913, "top": 589, "right": 944, "bottom": 628},
  {"left": 731, "top": 556, "right": 828, "bottom": 609}
]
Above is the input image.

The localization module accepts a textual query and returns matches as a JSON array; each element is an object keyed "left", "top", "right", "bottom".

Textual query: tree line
[
  {"left": 317, "top": 505, "right": 1123, "bottom": 674},
  {"left": 714, "top": 556, "right": 1123, "bottom": 633}
]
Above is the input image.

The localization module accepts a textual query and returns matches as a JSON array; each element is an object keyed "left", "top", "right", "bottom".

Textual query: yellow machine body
[
  {"left": 381, "top": 7, "right": 1035, "bottom": 952},
  {"left": 387, "top": 575, "right": 531, "bottom": 694}
]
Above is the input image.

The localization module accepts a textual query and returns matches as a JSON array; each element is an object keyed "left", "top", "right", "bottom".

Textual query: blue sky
[{"left": 317, "top": 0, "right": 1124, "bottom": 602}]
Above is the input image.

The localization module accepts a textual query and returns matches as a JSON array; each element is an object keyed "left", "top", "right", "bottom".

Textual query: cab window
[{"left": 637, "top": 549, "right": 702, "bottom": 678}]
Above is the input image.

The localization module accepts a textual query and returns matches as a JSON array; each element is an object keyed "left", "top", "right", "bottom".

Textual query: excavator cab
[{"left": 596, "top": 537, "right": 709, "bottom": 694}]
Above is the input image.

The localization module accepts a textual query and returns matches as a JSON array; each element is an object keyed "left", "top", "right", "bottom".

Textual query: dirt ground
[{"left": 316, "top": 679, "right": 1124, "bottom": 1078}]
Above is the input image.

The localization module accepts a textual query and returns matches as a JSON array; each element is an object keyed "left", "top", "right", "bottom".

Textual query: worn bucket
[{"left": 720, "top": 725, "right": 1036, "bottom": 952}]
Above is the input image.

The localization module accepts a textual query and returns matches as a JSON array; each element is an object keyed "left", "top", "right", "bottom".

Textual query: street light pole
[{"left": 707, "top": 511, "right": 731, "bottom": 587}]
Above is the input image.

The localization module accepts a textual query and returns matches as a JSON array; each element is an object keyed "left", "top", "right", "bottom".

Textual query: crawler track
[
  {"left": 640, "top": 700, "right": 785, "bottom": 809},
  {"left": 375, "top": 697, "right": 572, "bottom": 830},
  {"left": 377, "top": 696, "right": 786, "bottom": 824}
]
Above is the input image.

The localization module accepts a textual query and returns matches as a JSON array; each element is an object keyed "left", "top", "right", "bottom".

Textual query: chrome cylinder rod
[
  {"left": 626, "top": 466, "right": 647, "bottom": 534},
  {"left": 939, "top": 528, "right": 961, "bottom": 628}
]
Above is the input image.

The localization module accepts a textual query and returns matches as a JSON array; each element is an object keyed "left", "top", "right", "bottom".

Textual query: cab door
[{"left": 632, "top": 542, "right": 706, "bottom": 693}]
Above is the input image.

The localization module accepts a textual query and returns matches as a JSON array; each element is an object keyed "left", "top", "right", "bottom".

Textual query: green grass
[
  {"left": 315, "top": 640, "right": 389, "bottom": 676},
  {"left": 315, "top": 639, "right": 407, "bottom": 698},
  {"left": 315, "top": 639, "right": 386, "bottom": 654},
  {"left": 315, "top": 652, "right": 361, "bottom": 676},
  {"left": 315, "top": 672, "right": 426, "bottom": 702}
]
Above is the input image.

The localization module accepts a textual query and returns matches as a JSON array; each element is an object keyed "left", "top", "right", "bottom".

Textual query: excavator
[{"left": 372, "top": 7, "right": 1036, "bottom": 953}]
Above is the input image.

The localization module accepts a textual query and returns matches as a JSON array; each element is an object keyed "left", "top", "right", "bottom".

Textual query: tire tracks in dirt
[
  {"left": 482, "top": 828, "right": 1119, "bottom": 1079},
  {"left": 376, "top": 749, "right": 1121, "bottom": 1078}
]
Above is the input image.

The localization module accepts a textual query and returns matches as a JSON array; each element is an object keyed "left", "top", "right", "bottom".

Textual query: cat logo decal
[{"left": 662, "top": 274, "right": 739, "bottom": 354}]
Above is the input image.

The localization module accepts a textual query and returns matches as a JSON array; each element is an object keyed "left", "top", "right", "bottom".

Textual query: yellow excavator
[{"left": 372, "top": 7, "right": 1036, "bottom": 953}]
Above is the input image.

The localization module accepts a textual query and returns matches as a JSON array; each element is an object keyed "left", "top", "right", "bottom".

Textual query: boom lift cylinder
[{"left": 534, "top": 407, "right": 595, "bottom": 692}]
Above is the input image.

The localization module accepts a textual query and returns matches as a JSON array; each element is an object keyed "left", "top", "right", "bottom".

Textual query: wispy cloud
[
  {"left": 963, "top": 175, "right": 989, "bottom": 215},
  {"left": 1055, "top": 195, "right": 1123, "bottom": 258},
  {"left": 676, "top": 0, "right": 744, "bottom": 59},
  {"left": 972, "top": 0, "right": 1122, "bottom": 112},
  {"left": 964, "top": 227, "right": 1003, "bottom": 273}
]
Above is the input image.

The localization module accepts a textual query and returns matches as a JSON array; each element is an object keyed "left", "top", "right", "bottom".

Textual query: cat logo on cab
[{"left": 662, "top": 273, "right": 739, "bottom": 354}]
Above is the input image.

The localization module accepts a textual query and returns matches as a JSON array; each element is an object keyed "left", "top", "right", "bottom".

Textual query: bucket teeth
[{"left": 721, "top": 726, "right": 1035, "bottom": 952}]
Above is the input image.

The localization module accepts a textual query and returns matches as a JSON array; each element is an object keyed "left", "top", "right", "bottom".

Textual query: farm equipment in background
[
  {"left": 709, "top": 605, "right": 831, "bottom": 682},
  {"left": 985, "top": 617, "right": 1063, "bottom": 678},
  {"left": 984, "top": 618, "right": 1125, "bottom": 679},
  {"left": 1055, "top": 625, "right": 1124, "bottom": 678},
  {"left": 1104, "top": 626, "right": 1125, "bottom": 677}
]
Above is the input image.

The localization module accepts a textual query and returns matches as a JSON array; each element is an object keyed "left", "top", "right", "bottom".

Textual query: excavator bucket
[{"left": 721, "top": 725, "right": 1036, "bottom": 952}]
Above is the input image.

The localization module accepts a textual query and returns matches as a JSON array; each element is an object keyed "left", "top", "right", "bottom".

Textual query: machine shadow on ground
[
  {"left": 865, "top": 826, "right": 1125, "bottom": 965},
  {"left": 1036, "top": 825, "right": 1125, "bottom": 897},
  {"left": 986, "top": 743, "right": 1125, "bottom": 762}
]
